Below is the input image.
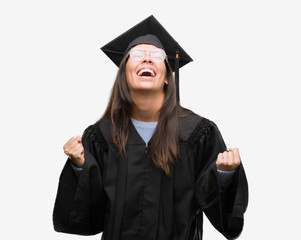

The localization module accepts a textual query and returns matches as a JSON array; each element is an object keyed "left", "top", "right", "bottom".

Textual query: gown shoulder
[
  {"left": 82, "top": 122, "right": 108, "bottom": 151},
  {"left": 178, "top": 107, "right": 218, "bottom": 142}
]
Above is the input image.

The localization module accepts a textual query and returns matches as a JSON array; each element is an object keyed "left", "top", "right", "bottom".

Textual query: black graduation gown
[{"left": 53, "top": 110, "right": 248, "bottom": 240}]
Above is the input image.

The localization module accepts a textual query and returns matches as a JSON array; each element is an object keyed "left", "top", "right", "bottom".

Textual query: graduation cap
[{"left": 101, "top": 15, "right": 193, "bottom": 102}]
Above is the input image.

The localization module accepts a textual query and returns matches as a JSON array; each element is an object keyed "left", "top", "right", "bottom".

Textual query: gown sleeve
[
  {"left": 194, "top": 120, "right": 248, "bottom": 239},
  {"left": 53, "top": 124, "right": 107, "bottom": 235}
]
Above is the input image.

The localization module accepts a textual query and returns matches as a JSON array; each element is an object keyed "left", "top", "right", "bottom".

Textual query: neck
[{"left": 130, "top": 91, "right": 164, "bottom": 122}]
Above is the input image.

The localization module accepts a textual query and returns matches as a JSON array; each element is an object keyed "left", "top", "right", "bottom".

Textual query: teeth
[{"left": 137, "top": 68, "right": 155, "bottom": 77}]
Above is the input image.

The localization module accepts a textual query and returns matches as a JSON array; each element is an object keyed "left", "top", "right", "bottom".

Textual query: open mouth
[{"left": 137, "top": 68, "right": 156, "bottom": 77}]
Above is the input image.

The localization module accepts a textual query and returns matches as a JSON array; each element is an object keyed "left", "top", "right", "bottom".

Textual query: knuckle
[{"left": 225, "top": 160, "right": 231, "bottom": 166}]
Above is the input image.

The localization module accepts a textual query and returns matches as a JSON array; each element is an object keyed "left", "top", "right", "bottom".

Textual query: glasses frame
[{"left": 129, "top": 48, "right": 167, "bottom": 62}]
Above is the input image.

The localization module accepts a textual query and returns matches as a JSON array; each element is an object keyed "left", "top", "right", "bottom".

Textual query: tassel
[{"left": 175, "top": 46, "right": 180, "bottom": 103}]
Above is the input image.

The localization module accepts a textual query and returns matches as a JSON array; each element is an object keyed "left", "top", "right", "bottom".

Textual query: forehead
[{"left": 132, "top": 44, "right": 161, "bottom": 50}]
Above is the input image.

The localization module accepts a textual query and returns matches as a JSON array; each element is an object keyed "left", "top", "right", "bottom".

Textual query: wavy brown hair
[{"left": 102, "top": 53, "right": 179, "bottom": 176}]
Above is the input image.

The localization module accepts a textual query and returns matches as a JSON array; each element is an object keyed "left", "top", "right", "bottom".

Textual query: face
[{"left": 125, "top": 44, "right": 167, "bottom": 94}]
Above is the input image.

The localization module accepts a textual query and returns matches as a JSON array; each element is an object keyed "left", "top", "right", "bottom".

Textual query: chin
[{"left": 132, "top": 85, "right": 162, "bottom": 93}]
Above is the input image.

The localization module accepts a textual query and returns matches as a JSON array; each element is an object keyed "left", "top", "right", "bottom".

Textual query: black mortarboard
[{"left": 101, "top": 15, "right": 193, "bottom": 102}]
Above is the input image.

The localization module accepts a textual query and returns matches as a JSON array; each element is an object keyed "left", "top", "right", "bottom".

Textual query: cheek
[
  {"left": 158, "top": 66, "right": 167, "bottom": 83},
  {"left": 157, "top": 62, "right": 166, "bottom": 75},
  {"left": 125, "top": 60, "right": 137, "bottom": 81}
]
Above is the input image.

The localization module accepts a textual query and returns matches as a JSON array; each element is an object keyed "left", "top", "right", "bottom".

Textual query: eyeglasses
[{"left": 129, "top": 48, "right": 166, "bottom": 62}]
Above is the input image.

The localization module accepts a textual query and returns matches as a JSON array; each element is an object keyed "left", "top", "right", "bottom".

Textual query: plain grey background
[{"left": 1, "top": 0, "right": 300, "bottom": 239}]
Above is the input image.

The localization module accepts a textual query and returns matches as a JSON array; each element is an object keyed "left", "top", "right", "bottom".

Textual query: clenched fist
[
  {"left": 63, "top": 136, "right": 85, "bottom": 168},
  {"left": 216, "top": 148, "right": 240, "bottom": 171}
]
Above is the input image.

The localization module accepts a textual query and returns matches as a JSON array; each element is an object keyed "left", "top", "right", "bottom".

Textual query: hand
[
  {"left": 63, "top": 136, "right": 85, "bottom": 168},
  {"left": 216, "top": 148, "right": 240, "bottom": 171}
]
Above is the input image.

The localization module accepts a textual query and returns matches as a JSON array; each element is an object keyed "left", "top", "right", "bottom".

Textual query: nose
[{"left": 142, "top": 50, "right": 152, "bottom": 63}]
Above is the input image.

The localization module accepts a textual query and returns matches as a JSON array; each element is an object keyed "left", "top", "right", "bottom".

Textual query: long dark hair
[{"left": 102, "top": 53, "right": 179, "bottom": 176}]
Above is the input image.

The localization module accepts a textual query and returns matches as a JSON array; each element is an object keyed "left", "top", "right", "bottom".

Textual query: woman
[{"left": 53, "top": 16, "right": 248, "bottom": 240}]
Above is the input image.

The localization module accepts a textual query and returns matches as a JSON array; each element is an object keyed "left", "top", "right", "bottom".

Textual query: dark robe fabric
[{"left": 53, "top": 109, "right": 248, "bottom": 240}]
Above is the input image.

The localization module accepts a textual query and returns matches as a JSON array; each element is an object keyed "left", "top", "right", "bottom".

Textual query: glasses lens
[
  {"left": 130, "top": 49, "right": 145, "bottom": 61},
  {"left": 151, "top": 50, "right": 166, "bottom": 62}
]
